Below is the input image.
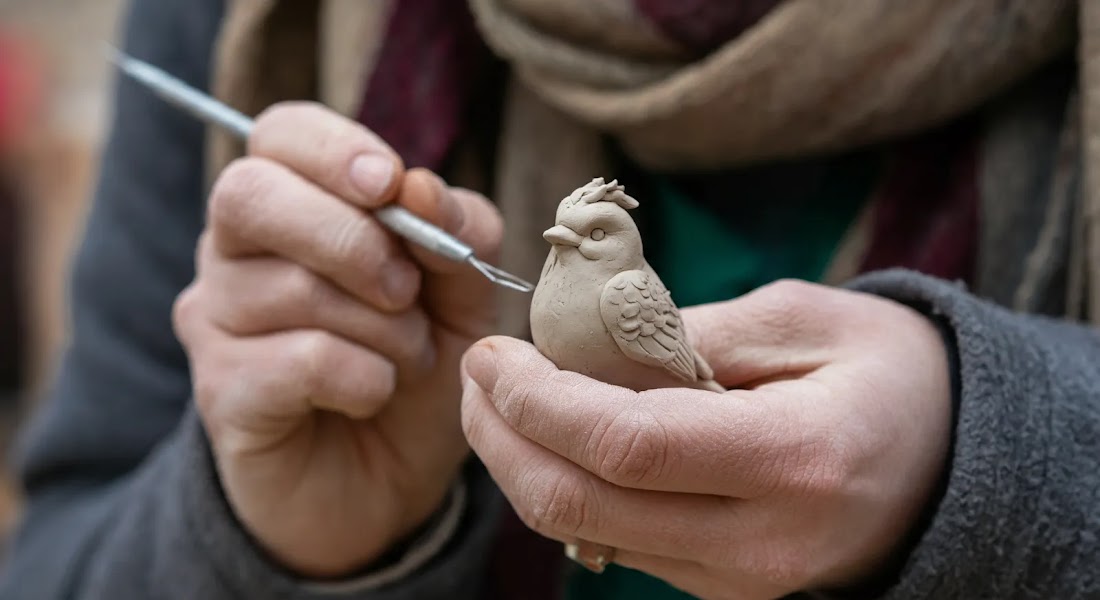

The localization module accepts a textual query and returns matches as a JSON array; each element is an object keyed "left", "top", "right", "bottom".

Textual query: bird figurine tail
[
  {"left": 691, "top": 349, "right": 726, "bottom": 393},
  {"left": 699, "top": 378, "right": 726, "bottom": 393}
]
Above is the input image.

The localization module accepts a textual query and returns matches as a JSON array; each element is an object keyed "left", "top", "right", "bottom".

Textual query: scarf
[
  {"left": 345, "top": 0, "right": 1081, "bottom": 330},
  {"left": 353, "top": 1, "right": 1075, "bottom": 167},
  {"left": 467, "top": 0, "right": 1073, "bottom": 168}
]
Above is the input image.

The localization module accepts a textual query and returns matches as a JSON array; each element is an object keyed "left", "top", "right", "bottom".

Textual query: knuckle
[
  {"left": 208, "top": 158, "right": 271, "bottom": 227},
  {"left": 494, "top": 376, "right": 540, "bottom": 432},
  {"left": 363, "top": 359, "right": 397, "bottom": 401},
  {"left": 190, "top": 363, "right": 248, "bottom": 446},
  {"left": 186, "top": 352, "right": 233, "bottom": 424},
  {"left": 216, "top": 302, "right": 251, "bottom": 334},
  {"left": 593, "top": 408, "right": 672, "bottom": 487},
  {"left": 762, "top": 278, "right": 817, "bottom": 301},
  {"left": 329, "top": 217, "right": 385, "bottom": 270},
  {"left": 751, "top": 279, "right": 821, "bottom": 334},
  {"left": 191, "top": 368, "right": 223, "bottom": 417},
  {"left": 281, "top": 264, "right": 328, "bottom": 309},
  {"left": 171, "top": 285, "right": 203, "bottom": 340},
  {"left": 286, "top": 331, "right": 334, "bottom": 391},
  {"left": 519, "top": 471, "right": 598, "bottom": 537},
  {"left": 222, "top": 265, "right": 327, "bottom": 331},
  {"left": 255, "top": 101, "right": 383, "bottom": 186}
]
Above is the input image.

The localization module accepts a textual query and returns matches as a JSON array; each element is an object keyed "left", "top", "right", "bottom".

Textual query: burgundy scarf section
[
  {"left": 634, "top": 0, "right": 787, "bottom": 54},
  {"left": 357, "top": 0, "right": 487, "bottom": 170},
  {"left": 858, "top": 122, "right": 979, "bottom": 282}
]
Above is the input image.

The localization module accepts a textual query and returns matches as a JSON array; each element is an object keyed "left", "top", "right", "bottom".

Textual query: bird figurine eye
[{"left": 590, "top": 228, "right": 606, "bottom": 241}]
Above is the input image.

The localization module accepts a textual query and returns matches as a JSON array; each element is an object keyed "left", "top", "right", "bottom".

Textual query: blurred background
[{"left": 0, "top": 0, "right": 127, "bottom": 539}]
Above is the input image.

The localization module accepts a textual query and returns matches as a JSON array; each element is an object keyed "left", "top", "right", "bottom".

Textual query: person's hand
[
  {"left": 461, "top": 280, "right": 952, "bottom": 599},
  {"left": 172, "top": 102, "right": 502, "bottom": 578}
]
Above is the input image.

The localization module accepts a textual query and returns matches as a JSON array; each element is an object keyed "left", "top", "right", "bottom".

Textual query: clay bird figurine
[{"left": 530, "top": 178, "right": 724, "bottom": 393}]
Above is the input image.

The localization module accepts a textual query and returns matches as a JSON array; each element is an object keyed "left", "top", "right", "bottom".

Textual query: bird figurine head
[{"left": 542, "top": 177, "right": 643, "bottom": 273}]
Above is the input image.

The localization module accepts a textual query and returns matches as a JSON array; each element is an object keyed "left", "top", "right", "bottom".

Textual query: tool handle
[
  {"left": 109, "top": 51, "right": 481, "bottom": 267},
  {"left": 374, "top": 205, "right": 473, "bottom": 261}
]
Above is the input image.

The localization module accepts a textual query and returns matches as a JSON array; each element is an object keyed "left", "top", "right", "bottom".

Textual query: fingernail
[
  {"left": 384, "top": 261, "right": 419, "bottom": 306},
  {"left": 461, "top": 343, "right": 498, "bottom": 392},
  {"left": 349, "top": 154, "right": 395, "bottom": 202}
]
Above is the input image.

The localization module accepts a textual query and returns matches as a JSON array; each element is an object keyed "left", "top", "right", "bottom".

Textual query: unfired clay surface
[{"left": 530, "top": 178, "right": 724, "bottom": 393}]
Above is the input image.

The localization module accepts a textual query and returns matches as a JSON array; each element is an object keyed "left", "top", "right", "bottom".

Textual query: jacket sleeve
[
  {"left": 844, "top": 269, "right": 1100, "bottom": 600},
  {"left": 0, "top": 0, "right": 502, "bottom": 598}
]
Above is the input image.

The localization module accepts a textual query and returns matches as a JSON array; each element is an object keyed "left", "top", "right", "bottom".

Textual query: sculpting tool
[{"left": 105, "top": 48, "right": 534, "bottom": 293}]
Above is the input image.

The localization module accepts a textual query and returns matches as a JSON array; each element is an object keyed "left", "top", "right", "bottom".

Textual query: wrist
[
  {"left": 255, "top": 480, "right": 463, "bottom": 580},
  {"left": 299, "top": 479, "right": 469, "bottom": 592}
]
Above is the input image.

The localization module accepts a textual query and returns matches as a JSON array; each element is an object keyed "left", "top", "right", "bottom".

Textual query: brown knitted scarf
[{"left": 468, "top": 0, "right": 1073, "bottom": 168}]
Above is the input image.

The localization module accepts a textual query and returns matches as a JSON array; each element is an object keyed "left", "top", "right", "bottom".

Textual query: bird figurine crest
[{"left": 530, "top": 178, "right": 724, "bottom": 393}]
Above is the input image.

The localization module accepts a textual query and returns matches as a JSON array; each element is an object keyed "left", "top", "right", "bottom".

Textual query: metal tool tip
[{"left": 468, "top": 257, "right": 535, "bottom": 293}]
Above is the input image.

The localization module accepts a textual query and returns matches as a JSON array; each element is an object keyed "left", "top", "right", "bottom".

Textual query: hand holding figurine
[
  {"left": 464, "top": 278, "right": 953, "bottom": 598},
  {"left": 459, "top": 176, "right": 950, "bottom": 594}
]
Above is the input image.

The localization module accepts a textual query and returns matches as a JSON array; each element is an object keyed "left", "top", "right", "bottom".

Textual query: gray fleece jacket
[{"left": 0, "top": 0, "right": 1096, "bottom": 598}]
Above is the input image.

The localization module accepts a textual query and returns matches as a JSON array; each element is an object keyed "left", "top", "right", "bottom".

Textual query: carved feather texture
[{"left": 600, "top": 270, "right": 697, "bottom": 383}]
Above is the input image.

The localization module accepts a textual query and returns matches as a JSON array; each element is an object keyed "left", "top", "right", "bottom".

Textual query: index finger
[
  {"left": 249, "top": 101, "right": 404, "bottom": 208},
  {"left": 461, "top": 336, "right": 813, "bottom": 498}
]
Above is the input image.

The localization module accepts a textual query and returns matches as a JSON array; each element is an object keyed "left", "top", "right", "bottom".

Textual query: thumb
[
  {"left": 681, "top": 280, "right": 840, "bottom": 387},
  {"left": 396, "top": 169, "right": 502, "bottom": 338}
]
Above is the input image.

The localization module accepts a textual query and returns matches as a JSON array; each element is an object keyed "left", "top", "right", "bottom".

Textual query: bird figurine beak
[{"left": 543, "top": 225, "right": 583, "bottom": 247}]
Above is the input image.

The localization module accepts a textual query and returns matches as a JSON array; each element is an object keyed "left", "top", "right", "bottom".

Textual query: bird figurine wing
[{"left": 600, "top": 270, "right": 697, "bottom": 383}]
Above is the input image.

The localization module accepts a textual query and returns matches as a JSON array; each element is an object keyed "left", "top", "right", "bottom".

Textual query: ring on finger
[{"left": 565, "top": 540, "right": 616, "bottom": 574}]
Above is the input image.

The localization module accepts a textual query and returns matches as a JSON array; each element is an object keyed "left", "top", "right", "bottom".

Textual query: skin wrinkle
[
  {"left": 594, "top": 404, "right": 671, "bottom": 487},
  {"left": 211, "top": 158, "right": 415, "bottom": 308},
  {"left": 713, "top": 389, "right": 804, "bottom": 497},
  {"left": 495, "top": 373, "right": 538, "bottom": 434},
  {"left": 654, "top": 392, "right": 770, "bottom": 497},
  {"left": 208, "top": 159, "right": 273, "bottom": 251},
  {"left": 704, "top": 387, "right": 800, "bottom": 495},
  {"left": 753, "top": 404, "right": 809, "bottom": 497},
  {"left": 251, "top": 102, "right": 403, "bottom": 208},
  {"left": 518, "top": 443, "right": 602, "bottom": 540},
  {"left": 766, "top": 379, "right": 855, "bottom": 500},
  {"left": 581, "top": 402, "right": 617, "bottom": 479}
]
